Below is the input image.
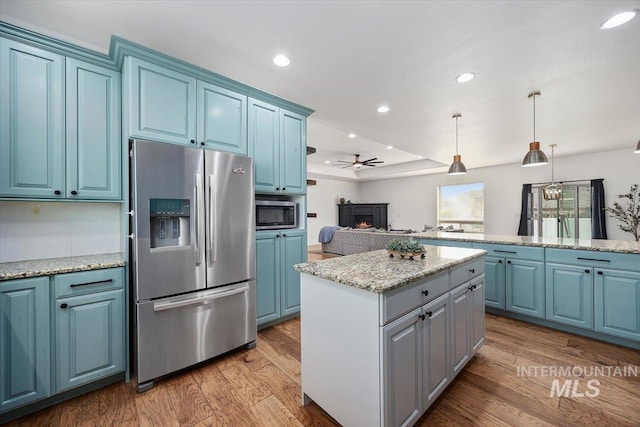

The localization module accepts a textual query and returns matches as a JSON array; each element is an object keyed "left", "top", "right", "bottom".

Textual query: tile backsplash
[{"left": 0, "top": 201, "right": 121, "bottom": 262}]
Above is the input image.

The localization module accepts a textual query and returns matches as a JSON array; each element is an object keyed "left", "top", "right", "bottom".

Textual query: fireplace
[{"left": 338, "top": 203, "right": 388, "bottom": 229}]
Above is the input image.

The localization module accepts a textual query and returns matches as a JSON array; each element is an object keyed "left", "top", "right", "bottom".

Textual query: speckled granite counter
[
  {"left": 413, "top": 231, "right": 640, "bottom": 254},
  {"left": 295, "top": 246, "right": 485, "bottom": 293},
  {"left": 0, "top": 253, "right": 125, "bottom": 281}
]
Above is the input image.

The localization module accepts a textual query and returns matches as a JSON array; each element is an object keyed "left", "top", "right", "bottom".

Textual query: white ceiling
[{"left": 2, "top": 0, "right": 639, "bottom": 181}]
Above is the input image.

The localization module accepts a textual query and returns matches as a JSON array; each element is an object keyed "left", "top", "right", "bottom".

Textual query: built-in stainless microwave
[{"left": 256, "top": 200, "right": 297, "bottom": 230}]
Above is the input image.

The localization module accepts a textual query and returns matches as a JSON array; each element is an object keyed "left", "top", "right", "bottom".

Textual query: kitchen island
[{"left": 294, "top": 245, "right": 486, "bottom": 427}]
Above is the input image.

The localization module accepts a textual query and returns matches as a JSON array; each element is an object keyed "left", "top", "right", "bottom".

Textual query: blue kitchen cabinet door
[
  {"left": 55, "top": 288, "right": 125, "bottom": 392},
  {"left": 0, "top": 277, "right": 50, "bottom": 412},
  {"left": 545, "top": 263, "right": 593, "bottom": 329},
  {"left": 422, "top": 293, "right": 450, "bottom": 409},
  {"left": 279, "top": 110, "right": 306, "bottom": 194},
  {"left": 197, "top": 81, "right": 247, "bottom": 154},
  {"left": 382, "top": 308, "right": 423, "bottom": 427},
  {"left": 249, "top": 99, "right": 280, "bottom": 193},
  {"left": 450, "top": 283, "right": 471, "bottom": 376},
  {"left": 66, "top": 58, "right": 121, "bottom": 200},
  {"left": 483, "top": 256, "right": 505, "bottom": 309},
  {"left": 0, "top": 38, "right": 65, "bottom": 198},
  {"left": 256, "top": 232, "right": 281, "bottom": 326},
  {"left": 594, "top": 269, "right": 640, "bottom": 342},
  {"left": 506, "top": 259, "right": 545, "bottom": 319},
  {"left": 281, "top": 230, "right": 306, "bottom": 316},
  {"left": 125, "top": 57, "right": 196, "bottom": 145}
]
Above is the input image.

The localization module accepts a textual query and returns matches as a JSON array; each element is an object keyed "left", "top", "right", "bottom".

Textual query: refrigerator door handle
[
  {"left": 195, "top": 173, "right": 203, "bottom": 266},
  {"left": 209, "top": 174, "right": 217, "bottom": 264},
  {"left": 153, "top": 285, "right": 250, "bottom": 312}
]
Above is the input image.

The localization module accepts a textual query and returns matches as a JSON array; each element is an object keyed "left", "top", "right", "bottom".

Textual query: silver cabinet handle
[{"left": 153, "top": 285, "right": 249, "bottom": 312}]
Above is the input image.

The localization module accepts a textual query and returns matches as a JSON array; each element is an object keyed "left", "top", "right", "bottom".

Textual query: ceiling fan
[{"left": 336, "top": 154, "right": 384, "bottom": 169}]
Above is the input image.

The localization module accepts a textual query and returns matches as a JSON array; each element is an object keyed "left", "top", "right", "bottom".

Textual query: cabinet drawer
[
  {"left": 474, "top": 243, "right": 543, "bottom": 261},
  {"left": 545, "top": 248, "right": 640, "bottom": 272},
  {"left": 54, "top": 268, "right": 124, "bottom": 298},
  {"left": 380, "top": 271, "right": 448, "bottom": 325},
  {"left": 450, "top": 258, "right": 484, "bottom": 289}
]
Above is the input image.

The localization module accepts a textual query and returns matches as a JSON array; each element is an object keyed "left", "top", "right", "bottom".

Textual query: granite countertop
[
  {"left": 0, "top": 253, "right": 125, "bottom": 281},
  {"left": 294, "top": 246, "right": 486, "bottom": 293},
  {"left": 412, "top": 231, "right": 640, "bottom": 254}
]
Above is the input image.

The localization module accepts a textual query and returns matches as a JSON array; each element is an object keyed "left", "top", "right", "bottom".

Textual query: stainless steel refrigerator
[{"left": 130, "top": 139, "right": 256, "bottom": 392}]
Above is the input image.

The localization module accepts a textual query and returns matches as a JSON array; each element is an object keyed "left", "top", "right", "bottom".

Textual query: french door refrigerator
[{"left": 130, "top": 139, "right": 256, "bottom": 392}]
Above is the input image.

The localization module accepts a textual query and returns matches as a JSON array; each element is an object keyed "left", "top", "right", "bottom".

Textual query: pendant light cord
[
  {"left": 551, "top": 145, "right": 555, "bottom": 183},
  {"left": 455, "top": 116, "right": 459, "bottom": 155},
  {"left": 532, "top": 93, "right": 536, "bottom": 142}
]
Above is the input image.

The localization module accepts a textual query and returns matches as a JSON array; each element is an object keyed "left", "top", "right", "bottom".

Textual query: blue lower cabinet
[
  {"left": 256, "top": 230, "right": 306, "bottom": 326},
  {"left": 0, "top": 277, "right": 50, "bottom": 412},
  {"left": 545, "top": 263, "right": 593, "bottom": 329},
  {"left": 483, "top": 256, "right": 505, "bottom": 309},
  {"left": 256, "top": 232, "right": 280, "bottom": 325},
  {"left": 505, "top": 259, "right": 545, "bottom": 319},
  {"left": 55, "top": 288, "right": 125, "bottom": 392},
  {"left": 594, "top": 269, "right": 640, "bottom": 342}
]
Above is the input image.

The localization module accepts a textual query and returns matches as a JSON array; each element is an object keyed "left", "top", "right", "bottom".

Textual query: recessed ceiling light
[
  {"left": 377, "top": 105, "right": 390, "bottom": 113},
  {"left": 417, "top": 155, "right": 423, "bottom": 159},
  {"left": 325, "top": 160, "right": 331, "bottom": 164},
  {"left": 273, "top": 54, "right": 290, "bottom": 67},
  {"left": 387, "top": 145, "right": 393, "bottom": 150},
  {"left": 348, "top": 133, "right": 357, "bottom": 138},
  {"left": 601, "top": 10, "right": 637, "bottom": 29},
  {"left": 456, "top": 73, "right": 475, "bottom": 83}
]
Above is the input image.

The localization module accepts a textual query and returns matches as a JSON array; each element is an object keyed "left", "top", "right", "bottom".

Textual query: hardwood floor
[{"left": 6, "top": 248, "right": 639, "bottom": 426}]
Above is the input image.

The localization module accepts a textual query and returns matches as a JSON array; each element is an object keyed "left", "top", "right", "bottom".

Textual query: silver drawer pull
[
  {"left": 577, "top": 257, "right": 610, "bottom": 263},
  {"left": 70, "top": 279, "right": 113, "bottom": 288},
  {"left": 153, "top": 285, "right": 249, "bottom": 312},
  {"left": 494, "top": 250, "right": 517, "bottom": 254}
]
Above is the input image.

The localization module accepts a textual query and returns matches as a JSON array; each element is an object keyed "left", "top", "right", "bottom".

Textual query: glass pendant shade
[
  {"left": 448, "top": 154, "right": 467, "bottom": 175},
  {"left": 635, "top": 139, "right": 640, "bottom": 153},
  {"left": 542, "top": 144, "right": 561, "bottom": 200},
  {"left": 522, "top": 141, "right": 548, "bottom": 167}
]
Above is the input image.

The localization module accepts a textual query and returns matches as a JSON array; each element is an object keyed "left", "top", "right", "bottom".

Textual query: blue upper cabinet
[
  {"left": 280, "top": 110, "right": 306, "bottom": 194},
  {"left": 66, "top": 58, "right": 121, "bottom": 200},
  {"left": 249, "top": 99, "right": 280, "bottom": 193},
  {"left": 249, "top": 100, "right": 306, "bottom": 195},
  {"left": 125, "top": 56, "right": 196, "bottom": 145},
  {"left": 0, "top": 38, "right": 65, "bottom": 198},
  {"left": 197, "top": 81, "right": 247, "bottom": 154}
]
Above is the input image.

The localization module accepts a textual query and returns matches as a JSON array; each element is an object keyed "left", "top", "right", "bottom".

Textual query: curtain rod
[{"left": 529, "top": 178, "right": 603, "bottom": 186}]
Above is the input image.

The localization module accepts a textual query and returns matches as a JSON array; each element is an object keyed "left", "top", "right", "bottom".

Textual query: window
[
  {"left": 529, "top": 183, "right": 592, "bottom": 239},
  {"left": 438, "top": 182, "right": 484, "bottom": 232}
]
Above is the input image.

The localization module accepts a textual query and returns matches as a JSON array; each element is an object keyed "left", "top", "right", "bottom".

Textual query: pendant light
[
  {"left": 635, "top": 139, "right": 640, "bottom": 153},
  {"left": 543, "top": 144, "right": 562, "bottom": 200},
  {"left": 522, "top": 91, "right": 549, "bottom": 167},
  {"left": 448, "top": 113, "right": 467, "bottom": 175}
]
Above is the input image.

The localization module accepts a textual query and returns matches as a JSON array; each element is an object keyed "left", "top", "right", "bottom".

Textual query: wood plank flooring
[
  {"left": 5, "top": 314, "right": 640, "bottom": 426},
  {"left": 5, "top": 247, "right": 639, "bottom": 425}
]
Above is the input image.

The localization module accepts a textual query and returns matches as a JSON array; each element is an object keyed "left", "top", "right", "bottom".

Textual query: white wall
[
  {"left": 306, "top": 178, "right": 360, "bottom": 245},
  {"left": 357, "top": 148, "right": 639, "bottom": 241},
  {"left": 0, "top": 201, "right": 122, "bottom": 262}
]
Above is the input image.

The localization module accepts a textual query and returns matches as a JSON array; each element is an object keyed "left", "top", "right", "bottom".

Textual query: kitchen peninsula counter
[
  {"left": 413, "top": 231, "right": 640, "bottom": 254},
  {"left": 297, "top": 245, "right": 486, "bottom": 426},
  {"left": 0, "top": 253, "right": 125, "bottom": 281}
]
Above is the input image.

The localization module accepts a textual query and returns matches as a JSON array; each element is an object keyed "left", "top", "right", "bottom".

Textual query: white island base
[{"left": 299, "top": 253, "right": 485, "bottom": 427}]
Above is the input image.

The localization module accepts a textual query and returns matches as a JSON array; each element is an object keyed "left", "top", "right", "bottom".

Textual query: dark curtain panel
[
  {"left": 517, "top": 184, "right": 532, "bottom": 236},
  {"left": 591, "top": 179, "right": 608, "bottom": 239}
]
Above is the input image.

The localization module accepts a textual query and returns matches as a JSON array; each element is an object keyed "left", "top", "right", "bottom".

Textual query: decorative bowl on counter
[{"left": 386, "top": 239, "right": 426, "bottom": 260}]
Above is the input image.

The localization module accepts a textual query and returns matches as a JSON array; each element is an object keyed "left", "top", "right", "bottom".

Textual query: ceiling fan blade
[
  {"left": 362, "top": 157, "right": 378, "bottom": 163},
  {"left": 365, "top": 160, "right": 384, "bottom": 164},
  {"left": 341, "top": 164, "right": 354, "bottom": 169},
  {"left": 363, "top": 164, "right": 376, "bottom": 167},
  {"left": 336, "top": 160, "right": 353, "bottom": 164}
]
